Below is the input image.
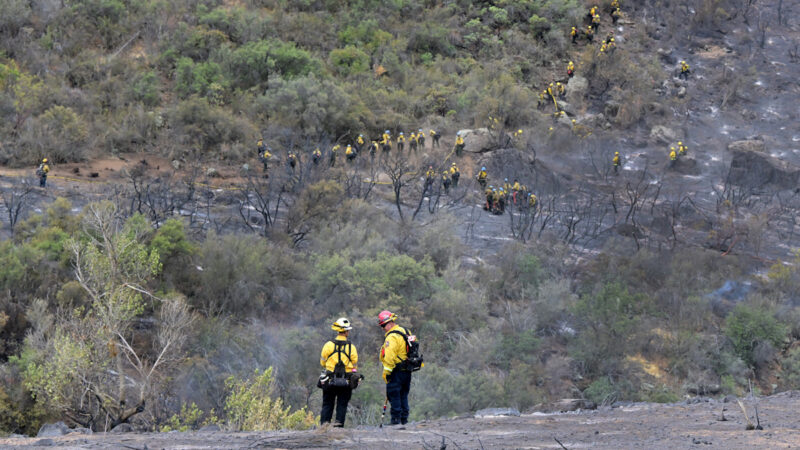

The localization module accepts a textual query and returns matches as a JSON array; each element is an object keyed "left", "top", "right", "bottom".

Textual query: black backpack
[
  {"left": 327, "top": 340, "right": 352, "bottom": 388},
  {"left": 388, "top": 329, "right": 424, "bottom": 372}
]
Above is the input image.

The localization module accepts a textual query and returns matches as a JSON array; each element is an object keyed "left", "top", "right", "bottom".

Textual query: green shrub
[
  {"left": 160, "top": 402, "right": 218, "bottom": 432},
  {"left": 583, "top": 377, "right": 618, "bottom": 405},
  {"left": 329, "top": 46, "right": 370, "bottom": 76},
  {"left": 168, "top": 96, "right": 254, "bottom": 152},
  {"left": 407, "top": 23, "right": 455, "bottom": 57},
  {"left": 725, "top": 303, "right": 787, "bottom": 368},
  {"left": 224, "top": 367, "right": 316, "bottom": 431},
  {"left": 131, "top": 70, "right": 161, "bottom": 106},
  {"left": 643, "top": 385, "right": 680, "bottom": 403}
]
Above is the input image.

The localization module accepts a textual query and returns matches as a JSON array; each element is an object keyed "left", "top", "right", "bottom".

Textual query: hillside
[{"left": 1, "top": 0, "right": 800, "bottom": 440}]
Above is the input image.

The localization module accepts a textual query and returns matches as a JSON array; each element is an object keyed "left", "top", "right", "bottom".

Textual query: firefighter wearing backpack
[
  {"left": 379, "top": 310, "right": 422, "bottom": 427},
  {"left": 37, "top": 158, "right": 50, "bottom": 187},
  {"left": 319, "top": 318, "right": 361, "bottom": 427}
]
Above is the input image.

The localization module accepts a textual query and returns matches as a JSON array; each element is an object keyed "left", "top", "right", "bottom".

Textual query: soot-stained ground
[{"left": 2, "top": 391, "right": 799, "bottom": 449}]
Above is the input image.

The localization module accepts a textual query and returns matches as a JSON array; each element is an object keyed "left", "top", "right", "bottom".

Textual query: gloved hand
[{"left": 382, "top": 370, "right": 391, "bottom": 383}]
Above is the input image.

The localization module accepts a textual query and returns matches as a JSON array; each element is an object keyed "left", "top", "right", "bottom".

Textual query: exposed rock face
[
  {"left": 111, "top": 423, "right": 133, "bottom": 433},
  {"left": 728, "top": 145, "right": 799, "bottom": 190},
  {"left": 727, "top": 139, "right": 766, "bottom": 153},
  {"left": 457, "top": 128, "right": 510, "bottom": 153},
  {"left": 566, "top": 76, "right": 588, "bottom": 105},
  {"left": 37, "top": 422, "right": 70, "bottom": 437},
  {"left": 650, "top": 125, "right": 681, "bottom": 144}
]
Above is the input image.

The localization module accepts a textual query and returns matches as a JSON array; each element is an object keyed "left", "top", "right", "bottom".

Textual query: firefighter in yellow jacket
[
  {"left": 379, "top": 310, "right": 414, "bottom": 426},
  {"left": 319, "top": 318, "right": 360, "bottom": 427}
]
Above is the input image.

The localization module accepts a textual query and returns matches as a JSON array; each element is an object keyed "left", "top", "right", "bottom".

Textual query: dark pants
[
  {"left": 321, "top": 385, "right": 352, "bottom": 426},
  {"left": 386, "top": 370, "right": 411, "bottom": 425},
  {"left": 40, "top": 175, "right": 47, "bottom": 187}
]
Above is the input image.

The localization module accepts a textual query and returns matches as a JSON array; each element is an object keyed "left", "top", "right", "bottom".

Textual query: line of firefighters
[{"left": 256, "top": 129, "right": 467, "bottom": 172}]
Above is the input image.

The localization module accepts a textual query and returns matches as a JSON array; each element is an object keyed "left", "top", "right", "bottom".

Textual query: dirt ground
[{"left": 2, "top": 391, "right": 799, "bottom": 449}]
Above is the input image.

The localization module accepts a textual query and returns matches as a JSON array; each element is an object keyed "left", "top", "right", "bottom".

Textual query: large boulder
[
  {"left": 110, "top": 423, "right": 133, "bottom": 433},
  {"left": 650, "top": 125, "right": 681, "bottom": 144},
  {"left": 566, "top": 75, "right": 588, "bottom": 105},
  {"left": 37, "top": 422, "right": 70, "bottom": 437},
  {"left": 728, "top": 147, "right": 800, "bottom": 190},
  {"left": 727, "top": 139, "right": 766, "bottom": 153},
  {"left": 458, "top": 128, "right": 510, "bottom": 153}
]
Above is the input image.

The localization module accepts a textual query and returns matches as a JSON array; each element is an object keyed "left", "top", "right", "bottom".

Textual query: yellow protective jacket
[
  {"left": 512, "top": 182, "right": 521, "bottom": 191},
  {"left": 613, "top": 155, "right": 620, "bottom": 166},
  {"left": 380, "top": 325, "right": 410, "bottom": 373},
  {"left": 357, "top": 136, "right": 364, "bottom": 145},
  {"left": 477, "top": 170, "right": 487, "bottom": 180},
  {"left": 455, "top": 136, "right": 464, "bottom": 145},
  {"left": 450, "top": 166, "right": 459, "bottom": 175},
  {"left": 670, "top": 150, "right": 677, "bottom": 161},
  {"left": 397, "top": 135, "right": 405, "bottom": 143},
  {"left": 321, "top": 335, "right": 358, "bottom": 373}
]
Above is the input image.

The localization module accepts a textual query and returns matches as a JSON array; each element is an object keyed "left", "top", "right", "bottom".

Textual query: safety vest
[
  {"left": 456, "top": 136, "right": 464, "bottom": 145},
  {"left": 478, "top": 171, "right": 487, "bottom": 180},
  {"left": 357, "top": 137, "right": 364, "bottom": 145}
]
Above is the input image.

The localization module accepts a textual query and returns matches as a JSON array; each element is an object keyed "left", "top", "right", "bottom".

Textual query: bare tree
[
  {"left": 237, "top": 171, "right": 286, "bottom": 236},
  {"left": 0, "top": 180, "right": 36, "bottom": 234},
  {"left": 381, "top": 151, "right": 416, "bottom": 223}
]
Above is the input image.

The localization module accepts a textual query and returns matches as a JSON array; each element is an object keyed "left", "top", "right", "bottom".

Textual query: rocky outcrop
[
  {"left": 727, "top": 139, "right": 766, "bottom": 153},
  {"left": 566, "top": 75, "right": 588, "bottom": 105},
  {"left": 457, "top": 128, "right": 510, "bottom": 153},
  {"left": 728, "top": 145, "right": 799, "bottom": 190},
  {"left": 37, "top": 422, "right": 70, "bottom": 437},
  {"left": 650, "top": 125, "right": 681, "bottom": 144}
]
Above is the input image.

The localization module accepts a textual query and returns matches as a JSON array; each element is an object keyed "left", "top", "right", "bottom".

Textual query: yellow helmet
[
  {"left": 615, "top": 151, "right": 619, "bottom": 155},
  {"left": 671, "top": 146, "right": 676, "bottom": 150},
  {"left": 517, "top": 129, "right": 522, "bottom": 134},
  {"left": 332, "top": 317, "right": 353, "bottom": 332},
  {"left": 42, "top": 158, "right": 48, "bottom": 163},
  {"left": 678, "top": 141, "right": 683, "bottom": 145}
]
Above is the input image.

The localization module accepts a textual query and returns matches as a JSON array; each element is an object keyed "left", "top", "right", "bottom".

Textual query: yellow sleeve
[
  {"left": 320, "top": 341, "right": 333, "bottom": 369},
  {"left": 350, "top": 345, "right": 358, "bottom": 371}
]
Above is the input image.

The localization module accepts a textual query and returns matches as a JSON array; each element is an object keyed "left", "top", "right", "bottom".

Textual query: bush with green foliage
[
  {"left": 724, "top": 303, "right": 787, "bottom": 368},
  {"left": 224, "top": 367, "right": 316, "bottom": 431}
]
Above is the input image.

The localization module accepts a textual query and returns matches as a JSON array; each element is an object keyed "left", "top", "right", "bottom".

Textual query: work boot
[{"left": 333, "top": 422, "right": 344, "bottom": 428}]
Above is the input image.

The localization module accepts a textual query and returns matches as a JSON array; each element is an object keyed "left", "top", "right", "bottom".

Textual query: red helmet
[{"left": 377, "top": 310, "right": 397, "bottom": 326}]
